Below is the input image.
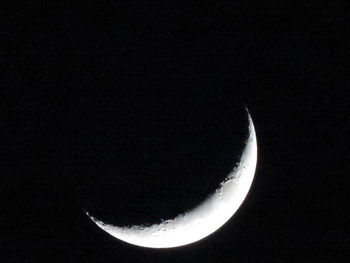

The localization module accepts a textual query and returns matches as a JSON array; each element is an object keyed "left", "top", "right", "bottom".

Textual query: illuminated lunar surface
[{"left": 86, "top": 111, "right": 257, "bottom": 248}]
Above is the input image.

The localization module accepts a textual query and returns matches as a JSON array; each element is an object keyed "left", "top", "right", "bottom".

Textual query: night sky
[{"left": 1, "top": 2, "right": 348, "bottom": 262}]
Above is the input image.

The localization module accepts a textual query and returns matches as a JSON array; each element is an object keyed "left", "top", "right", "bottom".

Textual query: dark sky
[{"left": 1, "top": 2, "right": 348, "bottom": 262}]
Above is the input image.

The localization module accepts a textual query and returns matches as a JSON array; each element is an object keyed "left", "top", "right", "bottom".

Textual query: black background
[{"left": 1, "top": 2, "right": 349, "bottom": 262}]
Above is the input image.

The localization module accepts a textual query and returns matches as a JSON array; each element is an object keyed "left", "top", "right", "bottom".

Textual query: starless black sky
[{"left": 1, "top": 2, "right": 349, "bottom": 262}]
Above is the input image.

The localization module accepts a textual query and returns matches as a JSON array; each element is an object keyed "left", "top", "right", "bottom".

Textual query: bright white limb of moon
[{"left": 86, "top": 111, "right": 257, "bottom": 248}]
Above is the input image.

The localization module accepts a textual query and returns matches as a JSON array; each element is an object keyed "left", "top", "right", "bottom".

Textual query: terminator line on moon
[{"left": 86, "top": 110, "right": 258, "bottom": 248}]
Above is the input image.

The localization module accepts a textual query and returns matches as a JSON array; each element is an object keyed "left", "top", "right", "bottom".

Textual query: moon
[{"left": 86, "top": 110, "right": 257, "bottom": 248}]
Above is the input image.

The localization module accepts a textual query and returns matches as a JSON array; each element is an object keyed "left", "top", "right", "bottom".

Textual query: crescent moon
[{"left": 86, "top": 110, "right": 257, "bottom": 248}]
